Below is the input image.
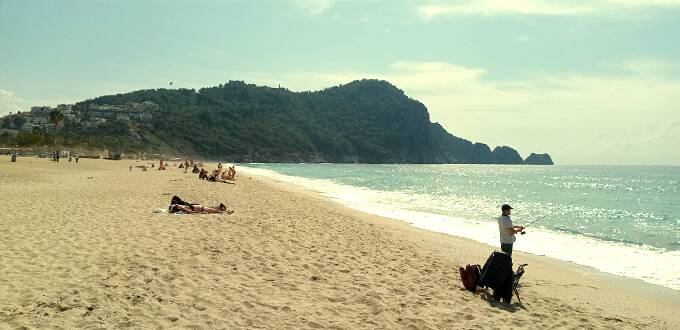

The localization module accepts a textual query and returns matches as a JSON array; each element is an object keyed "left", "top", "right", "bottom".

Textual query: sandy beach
[{"left": 1, "top": 157, "right": 678, "bottom": 329}]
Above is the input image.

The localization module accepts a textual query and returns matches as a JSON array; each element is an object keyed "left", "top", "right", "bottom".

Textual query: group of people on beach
[
  {"left": 180, "top": 157, "right": 196, "bottom": 172},
  {"left": 129, "top": 158, "right": 237, "bottom": 184},
  {"left": 50, "top": 152, "right": 79, "bottom": 163},
  {"left": 195, "top": 162, "right": 236, "bottom": 183}
]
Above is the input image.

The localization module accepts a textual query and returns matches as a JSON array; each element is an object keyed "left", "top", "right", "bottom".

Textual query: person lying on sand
[
  {"left": 168, "top": 196, "right": 234, "bottom": 214},
  {"left": 169, "top": 203, "right": 233, "bottom": 214}
]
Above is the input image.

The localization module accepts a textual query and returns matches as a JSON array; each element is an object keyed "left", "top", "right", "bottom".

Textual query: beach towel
[{"left": 153, "top": 208, "right": 188, "bottom": 215}]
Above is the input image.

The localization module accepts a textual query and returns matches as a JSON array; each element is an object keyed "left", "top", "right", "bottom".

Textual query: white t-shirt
[{"left": 498, "top": 215, "right": 516, "bottom": 244}]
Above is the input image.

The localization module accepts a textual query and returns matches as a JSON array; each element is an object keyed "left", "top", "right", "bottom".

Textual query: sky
[{"left": 1, "top": 0, "right": 679, "bottom": 165}]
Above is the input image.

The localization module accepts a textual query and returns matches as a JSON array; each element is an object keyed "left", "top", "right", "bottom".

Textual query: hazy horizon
[{"left": 1, "top": 0, "right": 679, "bottom": 165}]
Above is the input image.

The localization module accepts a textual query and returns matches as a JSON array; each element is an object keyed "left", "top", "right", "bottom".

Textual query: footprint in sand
[{"left": 307, "top": 321, "right": 323, "bottom": 328}]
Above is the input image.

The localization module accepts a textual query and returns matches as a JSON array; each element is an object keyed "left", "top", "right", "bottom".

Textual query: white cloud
[
  {"left": 418, "top": 0, "right": 680, "bottom": 19},
  {"left": 0, "top": 89, "right": 25, "bottom": 117},
  {"left": 292, "top": 0, "right": 334, "bottom": 15},
  {"left": 382, "top": 61, "right": 680, "bottom": 164},
  {"left": 419, "top": 1, "right": 591, "bottom": 17},
  {"left": 608, "top": 0, "right": 680, "bottom": 7},
  {"left": 615, "top": 57, "right": 680, "bottom": 76}
]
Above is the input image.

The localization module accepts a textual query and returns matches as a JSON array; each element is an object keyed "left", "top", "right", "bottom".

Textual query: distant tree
[
  {"left": 13, "top": 117, "right": 26, "bottom": 129},
  {"left": 16, "top": 131, "right": 45, "bottom": 146},
  {"left": 0, "top": 131, "right": 16, "bottom": 145},
  {"left": 49, "top": 110, "right": 64, "bottom": 153}
]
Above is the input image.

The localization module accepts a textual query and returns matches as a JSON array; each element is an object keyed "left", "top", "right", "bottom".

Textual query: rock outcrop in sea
[{"left": 524, "top": 153, "right": 554, "bottom": 165}]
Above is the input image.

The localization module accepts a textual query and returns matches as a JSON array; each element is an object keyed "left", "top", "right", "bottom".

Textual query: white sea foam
[{"left": 242, "top": 166, "right": 680, "bottom": 290}]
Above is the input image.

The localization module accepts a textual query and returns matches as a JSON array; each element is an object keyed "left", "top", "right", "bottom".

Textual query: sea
[{"left": 240, "top": 164, "right": 680, "bottom": 290}]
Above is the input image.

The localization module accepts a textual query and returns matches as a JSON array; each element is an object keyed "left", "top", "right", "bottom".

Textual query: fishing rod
[
  {"left": 520, "top": 212, "right": 554, "bottom": 235},
  {"left": 519, "top": 198, "right": 586, "bottom": 235}
]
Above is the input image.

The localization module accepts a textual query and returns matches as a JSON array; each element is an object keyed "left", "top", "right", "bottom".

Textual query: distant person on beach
[
  {"left": 220, "top": 165, "right": 236, "bottom": 181},
  {"left": 208, "top": 170, "right": 218, "bottom": 181},
  {"left": 184, "top": 158, "right": 189, "bottom": 173},
  {"left": 498, "top": 204, "right": 524, "bottom": 257},
  {"left": 75, "top": 154, "right": 79, "bottom": 163},
  {"left": 215, "top": 163, "right": 224, "bottom": 177}
]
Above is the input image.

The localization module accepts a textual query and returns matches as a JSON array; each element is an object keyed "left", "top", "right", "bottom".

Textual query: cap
[{"left": 501, "top": 204, "right": 513, "bottom": 211}]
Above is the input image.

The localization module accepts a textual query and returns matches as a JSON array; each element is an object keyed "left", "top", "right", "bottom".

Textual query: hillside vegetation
[{"left": 2, "top": 80, "right": 553, "bottom": 164}]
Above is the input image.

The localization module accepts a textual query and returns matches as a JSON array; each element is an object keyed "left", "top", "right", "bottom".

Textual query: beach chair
[{"left": 512, "top": 264, "right": 528, "bottom": 304}]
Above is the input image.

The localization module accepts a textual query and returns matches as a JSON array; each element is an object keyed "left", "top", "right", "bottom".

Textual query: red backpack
[{"left": 459, "top": 264, "right": 481, "bottom": 291}]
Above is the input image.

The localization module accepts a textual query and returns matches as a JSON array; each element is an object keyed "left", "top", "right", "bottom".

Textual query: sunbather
[
  {"left": 168, "top": 195, "right": 233, "bottom": 214},
  {"left": 169, "top": 203, "right": 233, "bottom": 214},
  {"left": 228, "top": 165, "right": 236, "bottom": 179},
  {"left": 220, "top": 168, "right": 236, "bottom": 181}
]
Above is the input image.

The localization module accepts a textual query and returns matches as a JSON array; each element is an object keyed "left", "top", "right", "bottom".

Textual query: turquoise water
[{"left": 241, "top": 164, "right": 680, "bottom": 290}]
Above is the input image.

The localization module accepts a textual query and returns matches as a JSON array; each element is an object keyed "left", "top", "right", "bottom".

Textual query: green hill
[{"left": 3, "top": 79, "right": 553, "bottom": 164}]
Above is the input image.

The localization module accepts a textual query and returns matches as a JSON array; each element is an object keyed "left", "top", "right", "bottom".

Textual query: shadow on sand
[{"left": 479, "top": 291, "right": 526, "bottom": 312}]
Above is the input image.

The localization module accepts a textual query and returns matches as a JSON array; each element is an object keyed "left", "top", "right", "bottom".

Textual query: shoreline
[
  {"left": 1, "top": 157, "right": 678, "bottom": 328},
  {"left": 241, "top": 167, "right": 680, "bottom": 302},
  {"left": 239, "top": 164, "right": 680, "bottom": 293}
]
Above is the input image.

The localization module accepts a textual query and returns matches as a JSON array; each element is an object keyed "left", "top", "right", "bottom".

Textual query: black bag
[{"left": 478, "top": 252, "right": 514, "bottom": 302}]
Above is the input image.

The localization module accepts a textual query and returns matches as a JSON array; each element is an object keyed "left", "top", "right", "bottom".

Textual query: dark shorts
[{"left": 501, "top": 243, "right": 513, "bottom": 257}]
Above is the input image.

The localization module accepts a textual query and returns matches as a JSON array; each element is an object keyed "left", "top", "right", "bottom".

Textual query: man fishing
[{"left": 498, "top": 204, "right": 524, "bottom": 257}]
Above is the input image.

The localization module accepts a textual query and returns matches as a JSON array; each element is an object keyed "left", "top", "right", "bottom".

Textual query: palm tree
[{"left": 49, "top": 110, "right": 64, "bottom": 157}]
